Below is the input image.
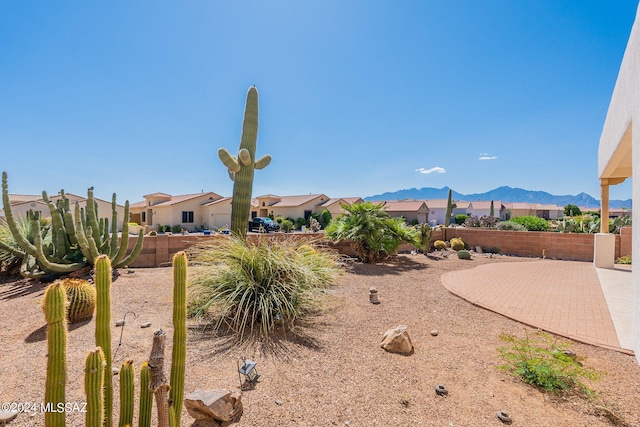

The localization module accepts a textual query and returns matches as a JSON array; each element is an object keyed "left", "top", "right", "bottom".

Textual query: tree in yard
[
  {"left": 564, "top": 204, "right": 581, "bottom": 217},
  {"left": 325, "top": 201, "right": 419, "bottom": 263}
]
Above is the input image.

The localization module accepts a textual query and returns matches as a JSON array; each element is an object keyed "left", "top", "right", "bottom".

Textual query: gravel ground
[{"left": 1, "top": 253, "right": 639, "bottom": 426}]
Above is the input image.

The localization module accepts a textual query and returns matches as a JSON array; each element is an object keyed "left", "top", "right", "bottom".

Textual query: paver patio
[{"left": 441, "top": 259, "right": 634, "bottom": 355}]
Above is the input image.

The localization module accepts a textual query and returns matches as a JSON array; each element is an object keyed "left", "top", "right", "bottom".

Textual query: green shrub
[
  {"left": 450, "top": 238, "right": 465, "bottom": 251},
  {"left": 171, "top": 225, "right": 182, "bottom": 233},
  {"left": 454, "top": 214, "right": 468, "bottom": 225},
  {"left": 510, "top": 216, "right": 549, "bottom": 232},
  {"left": 433, "top": 240, "right": 446, "bottom": 250},
  {"left": 274, "top": 216, "right": 286, "bottom": 224},
  {"left": 616, "top": 255, "right": 632, "bottom": 265},
  {"left": 497, "top": 330, "right": 601, "bottom": 395},
  {"left": 496, "top": 221, "right": 526, "bottom": 231},
  {"left": 457, "top": 250, "right": 471, "bottom": 260},
  {"left": 280, "top": 219, "right": 294, "bottom": 233},
  {"left": 321, "top": 210, "right": 332, "bottom": 228},
  {"left": 564, "top": 204, "right": 582, "bottom": 217},
  {"left": 188, "top": 236, "right": 342, "bottom": 340},
  {"left": 295, "top": 217, "right": 306, "bottom": 229}
]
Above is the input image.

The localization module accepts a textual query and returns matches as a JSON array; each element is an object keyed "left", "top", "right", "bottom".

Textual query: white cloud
[
  {"left": 479, "top": 153, "right": 497, "bottom": 160},
  {"left": 415, "top": 167, "right": 446, "bottom": 174}
]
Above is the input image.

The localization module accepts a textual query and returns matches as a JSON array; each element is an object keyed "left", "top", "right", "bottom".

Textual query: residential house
[
  {"left": 425, "top": 199, "right": 470, "bottom": 224},
  {"left": 130, "top": 192, "right": 223, "bottom": 231},
  {"left": 504, "top": 202, "right": 535, "bottom": 219},
  {"left": 596, "top": 0, "right": 638, "bottom": 360},
  {"left": 467, "top": 200, "right": 506, "bottom": 220},
  {"left": 533, "top": 204, "right": 564, "bottom": 220},
  {"left": 202, "top": 197, "right": 232, "bottom": 229},
  {"left": 252, "top": 194, "right": 331, "bottom": 220},
  {"left": 314, "top": 197, "right": 364, "bottom": 217},
  {"left": 382, "top": 200, "right": 429, "bottom": 224}
]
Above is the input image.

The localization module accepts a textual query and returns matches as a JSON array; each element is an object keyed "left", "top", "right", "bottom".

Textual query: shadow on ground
[{"left": 348, "top": 254, "right": 429, "bottom": 276}]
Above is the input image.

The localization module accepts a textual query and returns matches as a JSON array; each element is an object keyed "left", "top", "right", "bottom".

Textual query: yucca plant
[
  {"left": 188, "top": 236, "right": 342, "bottom": 340},
  {"left": 325, "top": 201, "right": 419, "bottom": 263},
  {"left": 0, "top": 215, "right": 51, "bottom": 277}
]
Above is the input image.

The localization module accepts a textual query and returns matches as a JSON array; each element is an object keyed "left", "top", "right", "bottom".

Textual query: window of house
[
  {"left": 304, "top": 210, "right": 312, "bottom": 219},
  {"left": 182, "top": 211, "right": 194, "bottom": 223},
  {"left": 141, "top": 212, "right": 146, "bottom": 222}
]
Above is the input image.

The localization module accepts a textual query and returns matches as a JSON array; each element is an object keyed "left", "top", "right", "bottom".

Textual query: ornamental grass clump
[{"left": 188, "top": 236, "right": 342, "bottom": 340}]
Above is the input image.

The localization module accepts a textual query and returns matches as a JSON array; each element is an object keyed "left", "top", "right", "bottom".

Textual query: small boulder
[
  {"left": 380, "top": 325, "right": 414, "bottom": 355},
  {"left": 184, "top": 389, "right": 243, "bottom": 423},
  {"left": 0, "top": 411, "right": 18, "bottom": 424}
]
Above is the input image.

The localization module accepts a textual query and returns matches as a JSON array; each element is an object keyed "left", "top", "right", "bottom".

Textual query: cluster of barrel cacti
[
  {"left": 450, "top": 238, "right": 465, "bottom": 251},
  {"left": 1, "top": 171, "right": 144, "bottom": 278},
  {"left": 42, "top": 252, "right": 188, "bottom": 427},
  {"left": 217, "top": 87, "right": 272, "bottom": 237}
]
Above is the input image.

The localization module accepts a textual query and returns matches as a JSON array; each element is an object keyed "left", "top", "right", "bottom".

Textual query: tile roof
[
  {"left": 270, "top": 194, "right": 328, "bottom": 207},
  {"left": 150, "top": 192, "right": 222, "bottom": 207},
  {"left": 382, "top": 200, "right": 428, "bottom": 211}
]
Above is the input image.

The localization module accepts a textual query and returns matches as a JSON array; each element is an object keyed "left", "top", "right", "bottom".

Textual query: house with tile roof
[
  {"left": 315, "top": 197, "right": 364, "bottom": 217},
  {"left": 381, "top": 200, "right": 429, "bottom": 224},
  {"left": 467, "top": 200, "right": 506, "bottom": 220},
  {"left": 130, "top": 192, "right": 223, "bottom": 230},
  {"left": 252, "top": 194, "right": 331, "bottom": 220}
]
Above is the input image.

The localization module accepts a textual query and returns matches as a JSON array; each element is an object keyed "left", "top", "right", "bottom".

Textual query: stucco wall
[{"left": 598, "top": 3, "right": 640, "bottom": 362}]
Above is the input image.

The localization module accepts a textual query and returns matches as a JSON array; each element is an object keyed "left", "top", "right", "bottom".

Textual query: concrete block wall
[{"left": 124, "top": 228, "right": 631, "bottom": 268}]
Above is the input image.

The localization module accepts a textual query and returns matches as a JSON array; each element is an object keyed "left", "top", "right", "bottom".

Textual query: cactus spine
[
  {"left": 60, "top": 278, "right": 96, "bottom": 323},
  {"left": 218, "top": 87, "right": 272, "bottom": 237},
  {"left": 118, "top": 360, "right": 135, "bottom": 427},
  {"left": 43, "top": 282, "right": 67, "bottom": 427},
  {"left": 85, "top": 347, "right": 106, "bottom": 427},
  {"left": 95, "top": 255, "right": 114, "bottom": 427},
  {"left": 138, "top": 362, "right": 152, "bottom": 427},
  {"left": 169, "top": 252, "right": 187, "bottom": 426}
]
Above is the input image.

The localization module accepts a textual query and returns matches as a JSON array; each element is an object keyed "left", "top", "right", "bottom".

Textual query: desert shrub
[
  {"left": 464, "top": 216, "right": 480, "bottom": 227},
  {"left": 510, "top": 216, "right": 549, "bottom": 232},
  {"left": 454, "top": 214, "right": 468, "bottom": 225},
  {"left": 564, "top": 204, "right": 582, "bottom": 217},
  {"left": 457, "top": 250, "right": 471, "bottom": 260},
  {"left": 415, "top": 223, "right": 433, "bottom": 253},
  {"left": 280, "top": 219, "right": 294, "bottom": 233},
  {"left": 325, "top": 201, "right": 419, "bottom": 263},
  {"left": 616, "top": 255, "right": 632, "bottom": 265},
  {"left": 188, "top": 236, "right": 342, "bottom": 340},
  {"left": 479, "top": 215, "right": 498, "bottom": 228},
  {"left": 295, "top": 217, "right": 306, "bottom": 229},
  {"left": 481, "top": 246, "right": 501, "bottom": 254},
  {"left": 450, "top": 238, "right": 465, "bottom": 251},
  {"left": 309, "top": 217, "right": 321, "bottom": 232},
  {"left": 171, "top": 225, "right": 182, "bottom": 233},
  {"left": 433, "top": 240, "right": 446, "bottom": 250},
  {"left": 496, "top": 221, "right": 526, "bottom": 231},
  {"left": 497, "top": 330, "right": 601, "bottom": 395},
  {"left": 274, "top": 216, "right": 286, "bottom": 224}
]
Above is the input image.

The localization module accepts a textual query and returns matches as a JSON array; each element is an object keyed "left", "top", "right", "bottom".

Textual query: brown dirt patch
[{"left": 1, "top": 253, "right": 639, "bottom": 426}]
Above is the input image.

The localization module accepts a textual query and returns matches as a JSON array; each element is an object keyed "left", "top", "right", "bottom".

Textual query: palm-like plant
[{"left": 325, "top": 201, "right": 419, "bottom": 263}]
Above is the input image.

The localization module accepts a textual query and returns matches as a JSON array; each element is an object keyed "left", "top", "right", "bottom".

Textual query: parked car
[{"left": 248, "top": 217, "right": 280, "bottom": 233}]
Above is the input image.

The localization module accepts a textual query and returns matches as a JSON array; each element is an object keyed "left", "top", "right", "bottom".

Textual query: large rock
[
  {"left": 380, "top": 325, "right": 414, "bottom": 355},
  {"left": 184, "top": 389, "right": 243, "bottom": 422}
]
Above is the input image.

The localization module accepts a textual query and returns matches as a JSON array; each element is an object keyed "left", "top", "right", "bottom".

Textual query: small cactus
[
  {"left": 59, "top": 278, "right": 96, "bottom": 323},
  {"left": 42, "top": 282, "right": 68, "bottom": 427},
  {"left": 457, "top": 250, "right": 471, "bottom": 260},
  {"left": 119, "top": 360, "right": 135, "bottom": 427},
  {"left": 138, "top": 362, "right": 153, "bottom": 427},
  {"left": 434, "top": 240, "right": 446, "bottom": 250},
  {"left": 85, "top": 347, "right": 106, "bottom": 427}
]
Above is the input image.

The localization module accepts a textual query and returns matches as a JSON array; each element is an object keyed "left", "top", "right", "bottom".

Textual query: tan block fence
[{"left": 125, "top": 227, "right": 633, "bottom": 268}]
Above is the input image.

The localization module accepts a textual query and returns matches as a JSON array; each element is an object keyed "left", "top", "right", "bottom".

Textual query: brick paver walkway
[{"left": 441, "top": 259, "right": 631, "bottom": 354}]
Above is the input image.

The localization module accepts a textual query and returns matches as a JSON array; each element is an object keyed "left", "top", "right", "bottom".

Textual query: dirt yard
[{"left": 1, "top": 253, "right": 639, "bottom": 426}]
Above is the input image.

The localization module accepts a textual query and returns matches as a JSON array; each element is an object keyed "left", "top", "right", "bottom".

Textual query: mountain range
[{"left": 365, "top": 186, "right": 632, "bottom": 209}]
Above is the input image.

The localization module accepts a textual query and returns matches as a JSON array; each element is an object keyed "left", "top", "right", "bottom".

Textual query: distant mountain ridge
[{"left": 365, "top": 186, "right": 632, "bottom": 209}]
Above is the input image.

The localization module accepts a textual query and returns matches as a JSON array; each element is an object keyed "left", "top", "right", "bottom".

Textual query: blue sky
[{"left": 1, "top": 1, "right": 638, "bottom": 205}]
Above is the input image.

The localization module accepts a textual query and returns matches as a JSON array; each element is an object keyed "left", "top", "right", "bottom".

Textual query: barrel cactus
[
  {"left": 457, "top": 250, "right": 471, "bottom": 260},
  {"left": 450, "top": 238, "right": 465, "bottom": 251},
  {"left": 434, "top": 240, "right": 446, "bottom": 250},
  {"left": 59, "top": 278, "right": 96, "bottom": 323}
]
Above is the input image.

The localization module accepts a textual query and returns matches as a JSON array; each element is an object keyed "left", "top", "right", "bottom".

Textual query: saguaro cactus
[
  {"left": 218, "top": 86, "right": 272, "bottom": 237},
  {"left": 94, "top": 255, "right": 114, "bottom": 427},
  {"left": 43, "top": 282, "right": 67, "bottom": 427},
  {"left": 169, "top": 252, "right": 187, "bottom": 426}
]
